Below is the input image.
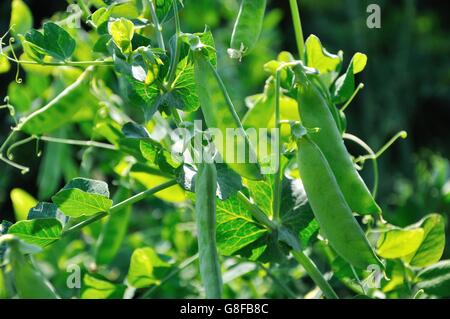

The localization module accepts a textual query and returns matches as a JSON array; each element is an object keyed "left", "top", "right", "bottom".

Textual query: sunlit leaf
[
  {"left": 10, "top": 188, "right": 38, "bottom": 221},
  {"left": 127, "top": 247, "right": 171, "bottom": 288},
  {"left": 8, "top": 218, "right": 62, "bottom": 247}
]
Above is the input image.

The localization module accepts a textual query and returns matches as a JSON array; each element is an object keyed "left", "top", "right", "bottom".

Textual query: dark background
[{"left": 0, "top": 0, "right": 449, "bottom": 234}]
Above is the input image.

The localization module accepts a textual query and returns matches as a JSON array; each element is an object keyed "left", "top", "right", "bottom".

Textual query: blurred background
[{"left": 0, "top": 0, "right": 449, "bottom": 297}]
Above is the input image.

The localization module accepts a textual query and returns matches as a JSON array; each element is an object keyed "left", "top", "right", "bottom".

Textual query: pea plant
[{"left": 0, "top": 0, "right": 448, "bottom": 299}]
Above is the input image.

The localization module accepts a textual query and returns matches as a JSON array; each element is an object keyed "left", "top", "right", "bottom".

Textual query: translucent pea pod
[
  {"left": 8, "top": 240, "right": 59, "bottom": 299},
  {"left": 296, "top": 72, "right": 381, "bottom": 215},
  {"left": 16, "top": 66, "right": 95, "bottom": 135},
  {"left": 195, "top": 162, "right": 223, "bottom": 298},
  {"left": 193, "top": 51, "right": 263, "bottom": 180},
  {"left": 228, "top": 0, "right": 267, "bottom": 60},
  {"left": 296, "top": 134, "right": 382, "bottom": 269}
]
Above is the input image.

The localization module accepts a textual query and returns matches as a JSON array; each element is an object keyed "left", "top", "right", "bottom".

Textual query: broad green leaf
[
  {"left": 416, "top": 260, "right": 450, "bottom": 297},
  {"left": 108, "top": 18, "right": 134, "bottom": 54},
  {"left": 27, "top": 202, "right": 67, "bottom": 225},
  {"left": 332, "top": 52, "right": 367, "bottom": 104},
  {"left": 246, "top": 175, "right": 274, "bottom": 218},
  {"left": 95, "top": 188, "right": 132, "bottom": 265},
  {"left": 216, "top": 195, "right": 269, "bottom": 256},
  {"left": 10, "top": 188, "right": 38, "bottom": 221},
  {"left": 8, "top": 218, "right": 62, "bottom": 247},
  {"left": 25, "top": 22, "right": 76, "bottom": 61},
  {"left": 127, "top": 247, "right": 171, "bottom": 288},
  {"left": 405, "top": 214, "right": 445, "bottom": 267},
  {"left": 82, "top": 274, "right": 126, "bottom": 299},
  {"left": 305, "top": 34, "right": 341, "bottom": 76},
  {"left": 0, "top": 55, "right": 10, "bottom": 74},
  {"left": 10, "top": 0, "right": 33, "bottom": 36},
  {"left": 177, "top": 164, "right": 243, "bottom": 201},
  {"left": 376, "top": 228, "right": 424, "bottom": 259},
  {"left": 52, "top": 178, "right": 113, "bottom": 218}
]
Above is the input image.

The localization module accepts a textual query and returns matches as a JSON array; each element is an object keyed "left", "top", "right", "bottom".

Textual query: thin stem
[
  {"left": 2, "top": 56, "right": 113, "bottom": 67},
  {"left": 272, "top": 71, "right": 282, "bottom": 223},
  {"left": 76, "top": 0, "right": 91, "bottom": 19},
  {"left": 40, "top": 136, "right": 116, "bottom": 150},
  {"left": 149, "top": 0, "right": 166, "bottom": 51},
  {"left": 141, "top": 253, "right": 199, "bottom": 298},
  {"left": 62, "top": 180, "right": 178, "bottom": 236},
  {"left": 237, "top": 191, "right": 277, "bottom": 230},
  {"left": 292, "top": 250, "right": 339, "bottom": 299},
  {"left": 343, "top": 133, "right": 379, "bottom": 198},
  {"left": 341, "top": 83, "right": 364, "bottom": 112},
  {"left": 6, "top": 135, "right": 36, "bottom": 159},
  {"left": 289, "top": 0, "right": 305, "bottom": 59},
  {"left": 167, "top": 0, "right": 181, "bottom": 86}
]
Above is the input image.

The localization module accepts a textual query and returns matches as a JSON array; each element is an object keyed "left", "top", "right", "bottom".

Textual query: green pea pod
[
  {"left": 296, "top": 134, "right": 382, "bottom": 269},
  {"left": 296, "top": 75, "right": 381, "bottom": 215},
  {"left": 193, "top": 51, "right": 263, "bottom": 180},
  {"left": 8, "top": 240, "right": 59, "bottom": 299},
  {"left": 16, "top": 66, "right": 94, "bottom": 135},
  {"left": 228, "top": 0, "right": 267, "bottom": 60},
  {"left": 195, "top": 162, "right": 223, "bottom": 298}
]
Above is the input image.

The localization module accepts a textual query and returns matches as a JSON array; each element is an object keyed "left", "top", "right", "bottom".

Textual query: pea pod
[
  {"left": 16, "top": 66, "right": 94, "bottom": 135},
  {"left": 8, "top": 240, "right": 59, "bottom": 298},
  {"left": 193, "top": 51, "right": 262, "bottom": 180},
  {"left": 296, "top": 72, "right": 381, "bottom": 215},
  {"left": 195, "top": 162, "right": 222, "bottom": 298},
  {"left": 296, "top": 132, "right": 382, "bottom": 269},
  {"left": 228, "top": 0, "right": 267, "bottom": 60}
]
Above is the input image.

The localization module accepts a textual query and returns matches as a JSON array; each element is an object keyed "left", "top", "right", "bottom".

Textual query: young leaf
[
  {"left": 10, "top": 0, "right": 33, "bottom": 36},
  {"left": 332, "top": 52, "right": 367, "bottom": 104},
  {"left": 404, "top": 214, "right": 445, "bottom": 267},
  {"left": 127, "top": 247, "right": 171, "bottom": 288},
  {"left": 376, "top": 228, "right": 424, "bottom": 259},
  {"left": 10, "top": 188, "right": 38, "bottom": 221},
  {"left": 7, "top": 218, "right": 62, "bottom": 247},
  {"left": 25, "top": 22, "right": 76, "bottom": 61},
  {"left": 82, "top": 274, "right": 126, "bottom": 299},
  {"left": 52, "top": 178, "right": 113, "bottom": 218},
  {"left": 109, "top": 18, "right": 134, "bottom": 54}
]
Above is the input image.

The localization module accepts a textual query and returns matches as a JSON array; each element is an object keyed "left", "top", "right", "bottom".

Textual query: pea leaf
[
  {"left": 108, "top": 18, "right": 134, "bottom": 54},
  {"left": 332, "top": 52, "right": 367, "bottom": 104},
  {"left": 82, "top": 274, "right": 126, "bottom": 299},
  {"left": 216, "top": 195, "right": 269, "bottom": 256},
  {"left": 376, "top": 228, "right": 424, "bottom": 259},
  {"left": 177, "top": 163, "right": 243, "bottom": 200},
  {"left": 404, "top": 214, "right": 445, "bottom": 267},
  {"left": 27, "top": 202, "right": 68, "bottom": 226},
  {"left": 127, "top": 247, "right": 171, "bottom": 288},
  {"left": 10, "top": 188, "right": 38, "bottom": 221},
  {"left": 10, "top": 0, "right": 33, "bottom": 36},
  {"left": 246, "top": 175, "right": 274, "bottom": 218},
  {"left": 52, "top": 178, "right": 113, "bottom": 218},
  {"left": 7, "top": 218, "right": 62, "bottom": 247},
  {"left": 305, "top": 34, "right": 342, "bottom": 86},
  {"left": 416, "top": 260, "right": 450, "bottom": 297},
  {"left": 25, "top": 22, "right": 76, "bottom": 61}
]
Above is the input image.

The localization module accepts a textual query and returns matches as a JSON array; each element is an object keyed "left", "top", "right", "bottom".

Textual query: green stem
[
  {"left": 141, "top": 253, "right": 199, "bottom": 298},
  {"left": 343, "top": 133, "right": 379, "bottom": 198},
  {"left": 149, "top": 0, "right": 166, "bottom": 51},
  {"left": 167, "top": 0, "right": 181, "bottom": 86},
  {"left": 289, "top": 0, "right": 305, "bottom": 59},
  {"left": 237, "top": 191, "right": 277, "bottom": 230},
  {"left": 341, "top": 83, "right": 364, "bottom": 112},
  {"left": 39, "top": 136, "right": 116, "bottom": 150},
  {"left": 76, "top": 0, "right": 91, "bottom": 19},
  {"left": 272, "top": 71, "right": 282, "bottom": 223},
  {"left": 292, "top": 250, "right": 339, "bottom": 299},
  {"left": 3, "top": 57, "right": 113, "bottom": 67},
  {"left": 62, "top": 179, "right": 177, "bottom": 236}
]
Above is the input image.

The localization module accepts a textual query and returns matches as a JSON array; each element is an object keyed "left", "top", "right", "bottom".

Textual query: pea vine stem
[
  {"left": 272, "top": 71, "right": 282, "bottom": 223},
  {"left": 292, "top": 250, "right": 339, "bottom": 299},
  {"left": 62, "top": 179, "right": 178, "bottom": 236},
  {"left": 149, "top": 0, "right": 166, "bottom": 51},
  {"left": 289, "top": 0, "right": 305, "bottom": 59}
]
